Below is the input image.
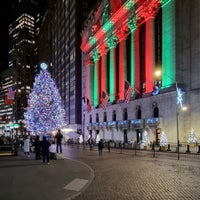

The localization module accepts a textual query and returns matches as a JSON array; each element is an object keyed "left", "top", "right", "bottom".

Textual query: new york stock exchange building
[{"left": 80, "top": 0, "right": 200, "bottom": 149}]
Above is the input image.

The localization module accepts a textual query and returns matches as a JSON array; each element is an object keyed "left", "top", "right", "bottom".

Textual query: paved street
[
  {"left": 60, "top": 144, "right": 200, "bottom": 200},
  {"left": 1, "top": 144, "right": 200, "bottom": 200}
]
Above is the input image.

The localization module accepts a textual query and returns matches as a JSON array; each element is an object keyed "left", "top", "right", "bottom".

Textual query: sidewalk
[
  {"left": 0, "top": 149, "right": 93, "bottom": 200},
  {"left": 1, "top": 145, "right": 200, "bottom": 200}
]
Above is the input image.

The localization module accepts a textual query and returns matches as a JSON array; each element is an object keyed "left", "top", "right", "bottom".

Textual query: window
[
  {"left": 103, "top": 112, "right": 107, "bottom": 122},
  {"left": 153, "top": 106, "right": 159, "bottom": 118},
  {"left": 96, "top": 113, "right": 99, "bottom": 122},
  {"left": 137, "top": 106, "right": 141, "bottom": 119},
  {"left": 112, "top": 110, "right": 116, "bottom": 121},
  {"left": 123, "top": 108, "right": 128, "bottom": 120}
]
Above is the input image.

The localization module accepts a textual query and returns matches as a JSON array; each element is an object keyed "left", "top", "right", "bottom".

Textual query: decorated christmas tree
[
  {"left": 23, "top": 63, "right": 67, "bottom": 135},
  {"left": 142, "top": 130, "right": 150, "bottom": 146},
  {"left": 160, "top": 131, "right": 168, "bottom": 147},
  {"left": 187, "top": 128, "right": 198, "bottom": 144}
]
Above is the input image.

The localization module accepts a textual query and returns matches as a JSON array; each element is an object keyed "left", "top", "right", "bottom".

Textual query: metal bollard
[{"left": 186, "top": 144, "right": 191, "bottom": 153}]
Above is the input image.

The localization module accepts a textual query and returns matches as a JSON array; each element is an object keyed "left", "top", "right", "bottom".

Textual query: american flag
[
  {"left": 100, "top": 91, "right": 109, "bottom": 110},
  {"left": 86, "top": 98, "right": 92, "bottom": 113},
  {"left": 7, "top": 85, "right": 16, "bottom": 100},
  {"left": 82, "top": 96, "right": 92, "bottom": 113},
  {"left": 124, "top": 81, "right": 133, "bottom": 103},
  {"left": 1, "top": 114, "right": 7, "bottom": 122}
]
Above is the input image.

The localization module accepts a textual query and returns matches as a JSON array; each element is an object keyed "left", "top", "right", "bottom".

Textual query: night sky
[{"left": 0, "top": 2, "right": 11, "bottom": 74}]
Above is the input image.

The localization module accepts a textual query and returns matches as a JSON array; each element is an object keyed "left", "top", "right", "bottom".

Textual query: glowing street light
[{"left": 154, "top": 70, "right": 185, "bottom": 160}]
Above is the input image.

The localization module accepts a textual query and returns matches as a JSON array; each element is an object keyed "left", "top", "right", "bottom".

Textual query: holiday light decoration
[
  {"left": 142, "top": 130, "right": 150, "bottom": 146},
  {"left": 23, "top": 65, "right": 67, "bottom": 134},
  {"left": 187, "top": 128, "right": 198, "bottom": 144},
  {"left": 160, "top": 131, "right": 168, "bottom": 147}
]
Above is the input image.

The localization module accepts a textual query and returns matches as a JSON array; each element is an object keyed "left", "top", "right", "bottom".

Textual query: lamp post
[
  {"left": 155, "top": 70, "right": 184, "bottom": 160},
  {"left": 176, "top": 81, "right": 180, "bottom": 160}
]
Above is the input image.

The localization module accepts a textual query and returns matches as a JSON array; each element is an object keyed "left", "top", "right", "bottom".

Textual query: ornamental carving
[
  {"left": 139, "top": 1, "right": 161, "bottom": 20},
  {"left": 99, "top": 45, "right": 108, "bottom": 56},
  {"left": 128, "top": 15, "right": 138, "bottom": 32},
  {"left": 115, "top": 26, "right": 129, "bottom": 42},
  {"left": 106, "top": 35, "right": 118, "bottom": 49},
  {"left": 92, "top": 48, "right": 100, "bottom": 61}
]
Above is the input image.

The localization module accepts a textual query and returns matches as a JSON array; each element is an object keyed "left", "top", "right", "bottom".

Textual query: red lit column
[
  {"left": 145, "top": 18, "right": 155, "bottom": 93},
  {"left": 116, "top": 28, "right": 129, "bottom": 100},
  {"left": 134, "top": 28, "right": 140, "bottom": 93},
  {"left": 84, "top": 57, "right": 91, "bottom": 101},
  {"left": 99, "top": 45, "right": 108, "bottom": 96}
]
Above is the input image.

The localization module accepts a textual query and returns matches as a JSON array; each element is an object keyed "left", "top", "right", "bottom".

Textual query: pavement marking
[{"left": 64, "top": 178, "right": 88, "bottom": 192}]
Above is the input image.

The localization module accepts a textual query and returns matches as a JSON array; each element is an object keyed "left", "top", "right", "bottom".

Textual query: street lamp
[{"left": 155, "top": 70, "right": 184, "bottom": 160}]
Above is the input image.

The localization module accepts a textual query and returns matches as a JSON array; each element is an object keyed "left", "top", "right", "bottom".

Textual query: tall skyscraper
[
  {"left": 39, "top": 0, "right": 97, "bottom": 133},
  {"left": 8, "top": 0, "right": 45, "bottom": 122}
]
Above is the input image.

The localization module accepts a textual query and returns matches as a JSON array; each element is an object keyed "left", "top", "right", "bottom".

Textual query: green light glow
[
  {"left": 89, "top": 36, "right": 97, "bottom": 47},
  {"left": 93, "top": 61, "right": 98, "bottom": 107},
  {"left": 125, "top": 0, "right": 135, "bottom": 11},
  {"left": 162, "top": 0, "right": 175, "bottom": 88},
  {"left": 103, "top": 21, "right": 113, "bottom": 32},
  {"left": 109, "top": 49, "right": 115, "bottom": 102},
  {"left": 130, "top": 32, "right": 135, "bottom": 94},
  {"left": 128, "top": 15, "right": 137, "bottom": 33},
  {"left": 161, "top": 0, "right": 172, "bottom": 7},
  {"left": 90, "top": 63, "right": 94, "bottom": 105}
]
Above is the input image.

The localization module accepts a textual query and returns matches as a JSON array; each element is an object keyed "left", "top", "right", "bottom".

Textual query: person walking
[
  {"left": 98, "top": 139, "right": 104, "bottom": 156},
  {"left": 55, "top": 129, "right": 63, "bottom": 153},
  {"left": 88, "top": 138, "right": 94, "bottom": 151},
  {"left": 40, "top": 136, "right": 51, "bottom": 164},
  {"left": 23, "top": 136, "right": 30, "bottom": 157},
  {"left": 31, "top": 135, "right": 41, "bottom": 160}
]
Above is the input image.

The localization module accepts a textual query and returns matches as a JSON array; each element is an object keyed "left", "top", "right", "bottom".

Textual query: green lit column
[
  {"left": 107, "top": 35, "right": 118, "bottom": 102},
  {"left": 90, "top": 62, "right": 94, "bottom": 106},
  {"left": 161, "top": 0, "right": 175, "bottom": 87},
  {"left": 128, "top": 15, "right": 137, "bottom": 95},
  {"left": 92, "top": 49, "right": 99, "bottom": 107}
]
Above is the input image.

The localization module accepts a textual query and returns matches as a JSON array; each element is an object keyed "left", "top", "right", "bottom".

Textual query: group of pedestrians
[
  {"left": 22, "top": 129, "right": 63, "bottom": 164},
  {"left": 24, "top": 135, "right": 51, "bottom": 164}
]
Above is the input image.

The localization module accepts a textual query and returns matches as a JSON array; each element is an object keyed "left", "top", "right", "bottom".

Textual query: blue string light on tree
[{"left": 23, "top": 63, "right": 67, "bottom": 135}]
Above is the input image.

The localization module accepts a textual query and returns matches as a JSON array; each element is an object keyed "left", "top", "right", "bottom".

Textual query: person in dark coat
[
  {"left": 40, "top": 136, "right": 51, "bottom": 164},
  {"left": 32, "top": 135, "right": 41, "bottom": 160},
  {"left": 98, "top": 139, "right": 104, "bottom": 156},
  {"left": 55, "top": 129, "right": 63, "bottom": 153}
]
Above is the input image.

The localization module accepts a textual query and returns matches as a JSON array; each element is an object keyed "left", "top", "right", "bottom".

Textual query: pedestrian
[
  {"left": 40, "top": 136, "right": 51, "bottom": 164},
  {"left": 88, "top": 138, "right": 94, "bottom": 151},
  {"left": 31, "top": 135, "right": 41, "bottom": 160},
  {"left": 23, "top": 135, "right": 30, "bottom": 157},
  {"left": 98, "top": 139, "right": 104, "bottom": 156},
  {"left": 55, "top": 129, "right": 63, "bottom": 153},
  {"left": 108, "top": 140, "right": 111, "bottom": 152}
]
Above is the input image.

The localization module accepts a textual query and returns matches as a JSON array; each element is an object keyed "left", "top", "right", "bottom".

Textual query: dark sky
[{"left": 0, "top": 2, "right": 11, "bottom": 74}]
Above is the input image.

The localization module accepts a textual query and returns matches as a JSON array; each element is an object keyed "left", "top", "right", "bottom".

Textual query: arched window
[
  {"left": 103, "top": 112, "right": 107, "bottom": 122},
  {"left": 137, "top": 106, "right": 142, "bottom": 119},
  {"left": 96, "top": 113, "right": 99, "bottom": 122},
  {"left": 89, "top": 115, "right": 92, "bottom": 123},
  {"left": 153, "top": 106, "right": 159, "bottom": 118},
  {"left": 123, "top": 108, "right": 128, "bottom": 120},
  {"left": 112, "top": 110, "right": 116, "bottom": 121}
]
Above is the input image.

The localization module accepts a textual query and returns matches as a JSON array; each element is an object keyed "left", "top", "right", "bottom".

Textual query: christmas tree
[
  {"left": 23, "top": 63, "right": 67, "bottom": 134},
  {"left": 142, "top": 130, "right": 150, "bottom": 146},
  {"left": 160, "top": 131, "right": 168, "bottom": 147},
  {"left": 187, "top": 128, "right": 198, "bottom": 144}
]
